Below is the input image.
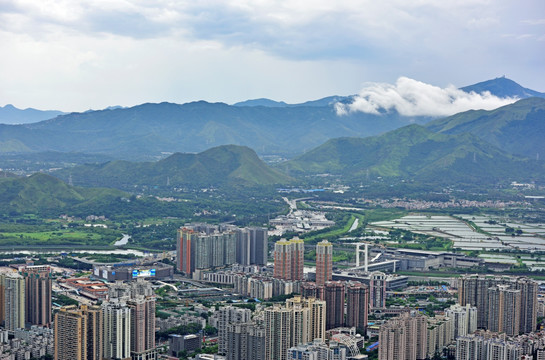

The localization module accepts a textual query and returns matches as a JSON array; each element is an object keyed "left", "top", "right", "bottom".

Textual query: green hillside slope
[
  {"left": 54, "top": 145, "right": 292, "bottom": 189},
  {"left": 280, "top": 124, "right": 545, "bottom": 184},
  {"left": 426, "top": 97, "right": 545, "bottom": 158}
]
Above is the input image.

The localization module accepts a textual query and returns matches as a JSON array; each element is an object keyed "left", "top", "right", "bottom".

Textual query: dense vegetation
[
  {"left": 278, "top": 123, "right": 545, "bottom": 185},
  {"left": 427, "top": 97, "right": 545, "bottom": 158}
]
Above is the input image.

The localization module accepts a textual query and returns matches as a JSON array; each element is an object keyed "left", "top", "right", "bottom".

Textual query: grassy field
[{"left": 0, "top": 227, "right": 122, "bottom": 247}]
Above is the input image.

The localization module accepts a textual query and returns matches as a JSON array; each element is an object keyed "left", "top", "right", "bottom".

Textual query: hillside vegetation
[
  {"left": 426, "top": 97, "right": 545, "bottom": 158},
  {"left": 279, "top": 124, "right": 545, "bottom": 185}
]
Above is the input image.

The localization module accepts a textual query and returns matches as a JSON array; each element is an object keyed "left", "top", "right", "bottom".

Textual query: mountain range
[
  {"left": 0, "top": 101, "right": 429, "bottom": 159},
  {"left": 0, "top": 77, "right": 544, "bottom": 189},
  {"left": 2, "top": 77, "right": 540, "bottom": 160}
]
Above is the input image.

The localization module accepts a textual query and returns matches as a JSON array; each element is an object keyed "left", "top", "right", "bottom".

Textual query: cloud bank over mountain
[{"left": 336, "top": 77, "right": 518, "bottom": 117}]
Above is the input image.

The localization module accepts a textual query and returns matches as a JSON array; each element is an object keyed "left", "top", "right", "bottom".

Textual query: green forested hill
[
  {"left": 426, "top": 97, "right": 545, "bottom": 158},
  {"left": 53, "top": 145, "right": 292, "bottom": 189},
  {"left": 0, "top": 173, "right": 126, "bottom": 214},
  {"left": 279, "top": 124, "right": 545, "bottom": 184}
]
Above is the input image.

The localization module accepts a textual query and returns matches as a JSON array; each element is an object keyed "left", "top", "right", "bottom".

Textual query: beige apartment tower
[
  {"left": 379, "top": 312, "right": 428, "bottom": 360},
  {"left": 54, "top": 305, "right": 103, "bottom": 360}
]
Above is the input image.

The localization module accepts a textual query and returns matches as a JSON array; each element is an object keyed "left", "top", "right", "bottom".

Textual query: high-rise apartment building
[
  {"left": 103, "top": 299, "right": 132, "bottom": 360},
  {"left": 324, "top": 282, "right": 345, "bottom": 330},
  {"left": 177, "top": 228, "right": 197, "bottom": 275},
  {"left": 458, "top": 275, "right": 508, "bottom": 329},
  {"left": 515, "top": 277, "right": 538, "bottom": 334},
  {"left": 300, "top": 282, "right": 324, "bottom": 300},
  {"left": 287, "top": 341, "right": 347, "bottom": 360},
  {"left": 426, "top": 315, "right": 453, "bottom": 359},
  {"left": 274, "top": 238, "right": 304, "bottom": 281},
  {"left": 21, "top": 265, "right": 52, "bottom": 327},
  {"left": 379, "top": 312, "right": 428, "bottom": 360},
  {"left": 54, "top": 305, "right": 103, "bottom": 360},
  {"left": 217, "top": 306, "right": 253, "bottom": 355},
  {"left": 108, "top": 279, "right": 156, "bottom": 360},
  {"left": 487, "top": 285, "right": 521, "bottom": 336},
  {"left": 225, "top": 322, "right": 266, "bottom": 360},
  {"left": 128, "top": 296, "right": 156, "bottom": 360},
  {"left": 316, "top": 240, "right": 333, "bottom": 286},
  {"left": 445, "top": 303, "right": 478, "bottom": 340},
  {"left": 236, "top": 228, "right": 268, "bottom": 266},
  {"left": 346, "top": 282, "right": 369, "bottom": 333},
  {"left": 456, "top": 332, "right": 524, "bottom": 360},
  {"left": 177, "top": 227, "right": 237, "bottom": 276},
  {"left": 458, "top": 274, "right": 537, "bottom": 334},
  {"left": 265, "top": 306, "right": 292, "bottom": 360},
  {"left": 286, "top": 296, "right": 326, "bottom": 345},
  {"left": 369, "top": 272, "right": 387, "bottom": 309},
  {"left": 264, "top": 296, "right": 327, "bottom": 360},
  {"left": 2, "top": 273, "right": 25, "bottom": 331}
]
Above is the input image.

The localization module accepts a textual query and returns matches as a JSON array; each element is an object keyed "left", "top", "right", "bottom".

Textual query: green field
[{"left": 0, "top": 223, "right": 122, "bottom": 247}]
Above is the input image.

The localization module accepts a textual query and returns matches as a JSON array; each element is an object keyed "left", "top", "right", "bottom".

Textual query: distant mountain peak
[
  {"left": 0, "top": 104, "right": 65, "bottom": 125},
  {"left": 233, "top": 98, "right": 289, "bottom": 107},
  {"left": 461, "top": 77, "right": 545, "bottom": 99}
]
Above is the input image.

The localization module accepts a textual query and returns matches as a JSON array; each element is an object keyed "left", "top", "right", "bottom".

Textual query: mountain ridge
[{"left": 0, "top": 104, "right": 65, "bottom": 125}]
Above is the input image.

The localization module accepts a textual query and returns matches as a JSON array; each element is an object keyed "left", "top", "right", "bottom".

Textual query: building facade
[
  {"left": 54, "top": 305, "right": 103, "bottom": 360},
  {"left": 22, "top": 265, "right": 52, "bottom": 327},
  {"left": 378, "top": 312, "right": 428, "bottom": 360},
  {"left": 315, "top": 240, "right": 333, "bottom": 286},
  {"left": 346, "top": 282, "right": 368, "bottom": 333},
  {"left": 274, "top": 238, "right": 305, "bottom": 281},
  {"left": 458, "top": 275, "right": 537, "bottom": 334},
  {"left": 3, "top": 273, "right": 25, "bottom": 331}
]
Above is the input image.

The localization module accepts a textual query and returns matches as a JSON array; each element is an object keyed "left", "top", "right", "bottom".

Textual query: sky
[{"left": 0, "top": 0, "right": 544, "bottom": 112}]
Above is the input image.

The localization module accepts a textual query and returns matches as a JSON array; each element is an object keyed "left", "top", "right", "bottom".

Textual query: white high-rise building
[
  {"left": 445, "top": 303, "right": 478, "bottom": 339},
  {"left": 3, "top": 273, "right": 25, "bottom": 331},
  {"left": 103, "top": 299, "right": 132, "bottom": 359}
]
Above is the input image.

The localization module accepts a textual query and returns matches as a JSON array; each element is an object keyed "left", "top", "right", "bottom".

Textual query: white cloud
[{"left": 336, "top": 77, "right": 518, "bottom": 117}]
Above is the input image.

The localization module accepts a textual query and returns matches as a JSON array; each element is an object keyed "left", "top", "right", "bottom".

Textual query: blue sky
[{"left": 0, "top": 0, "right": 543, "bottom": 112}]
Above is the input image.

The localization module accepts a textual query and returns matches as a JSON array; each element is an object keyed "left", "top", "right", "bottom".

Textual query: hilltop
[
  {"left": 461, "top": 77, "right": 545, "bottom": 99},
  {"left": 53, "top": 145, "right": 292, "bottom": 190}
]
